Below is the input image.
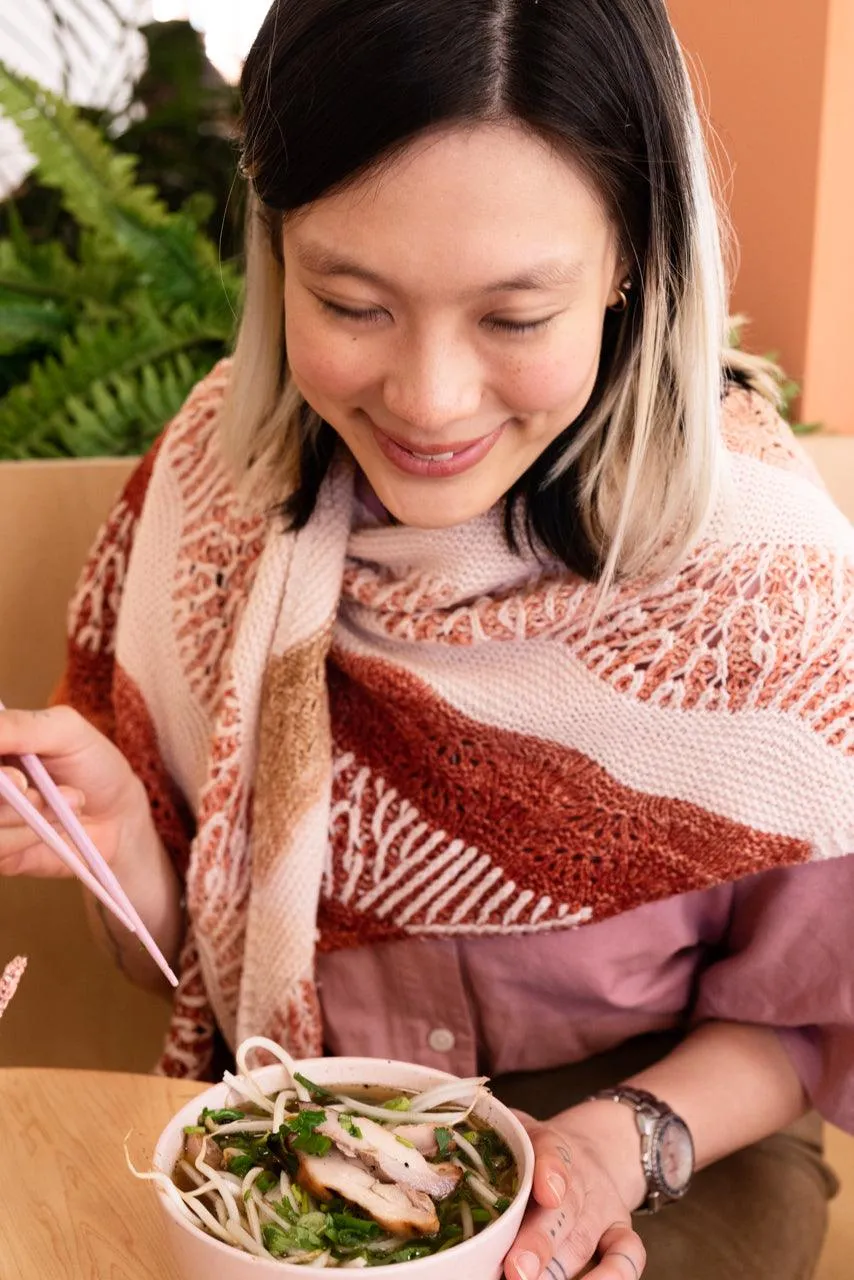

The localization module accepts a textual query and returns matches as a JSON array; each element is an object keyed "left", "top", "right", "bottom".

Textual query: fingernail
[
  {"left": 547, "top": 1172, "right": 566, "bottom": 1202},
  {"left": 515, "top": 1252, "right": 540, "bottom": 1280},
  {"left": 7, "top": 769, "right": 28, "bottom": 792}
]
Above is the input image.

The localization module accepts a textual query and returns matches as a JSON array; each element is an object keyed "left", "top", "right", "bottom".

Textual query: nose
[{"left": 382, "top": 329, "right": 482, "bottom": 433}]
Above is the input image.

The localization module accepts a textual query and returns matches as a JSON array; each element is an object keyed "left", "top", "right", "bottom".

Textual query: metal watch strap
[{"left": 587, "top": 1085, "right": 692, "bottom": 1214}]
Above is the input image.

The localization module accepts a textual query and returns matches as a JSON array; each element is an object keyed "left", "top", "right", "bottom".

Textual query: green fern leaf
[
  {"left": 0, "top": 301, "right": 229, "bottom": 458},
  {"left": 0, "top": 64, "right": 220, "bottom": 306},
  {"left": 0, "top": 293, "right": 71, "bottom": 353}
]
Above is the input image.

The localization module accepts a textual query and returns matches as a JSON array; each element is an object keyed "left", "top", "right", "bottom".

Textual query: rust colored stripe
[{"left": 326, "top": 648, "right": 811, "bottom": 929}]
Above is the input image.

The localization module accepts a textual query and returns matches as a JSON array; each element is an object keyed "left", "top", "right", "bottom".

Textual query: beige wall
[
  {"left": 0, "top": 458, "right": 136, "bottom": 709},
  {"left": 669, "top": 0, "right": 853, "bottom": 433}
]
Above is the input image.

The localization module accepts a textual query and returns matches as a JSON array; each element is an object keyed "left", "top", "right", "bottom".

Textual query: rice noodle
[
  {"left": 451, "top": 1128, "right": 489, "bottom": 1179},
  {"left": 211, "top": 1118, "right": 273, "bottom": 1136},
  {"left": 332, "top": 1095, "right": 478, "bottom": 1126},
  {"left": 408, "top": 1078, "right": 488, "bottom": 1113},
  {"left": 221, "top": 1068, "right": 275, "bottom": 1115}
]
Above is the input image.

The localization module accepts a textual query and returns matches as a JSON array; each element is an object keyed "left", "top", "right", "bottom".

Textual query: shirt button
[{"left": 427, "top": 1028, "right": 456, "bottom": 1054}]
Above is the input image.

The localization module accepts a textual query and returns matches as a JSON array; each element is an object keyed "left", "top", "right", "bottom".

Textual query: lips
[{"left": 371, "top": 422, "right": 506, "bottom": 479}]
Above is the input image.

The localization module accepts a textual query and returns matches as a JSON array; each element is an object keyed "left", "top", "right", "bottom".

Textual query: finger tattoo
[
  {"left": 613, "top": 1252, "right": 640, "bottom": 1280},
  {"left": 546, "top": 1261, "right": 568, "bottom": 1280}
]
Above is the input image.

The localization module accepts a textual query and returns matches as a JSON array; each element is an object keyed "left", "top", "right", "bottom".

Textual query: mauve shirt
[{"left": 316, "top": 856, "right": 854, "bottom": 1132}]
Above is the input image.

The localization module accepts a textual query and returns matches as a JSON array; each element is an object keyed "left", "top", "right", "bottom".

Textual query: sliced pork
[
  {"left": 317, "top": 1111, "right": 462, "bottom": 1200},
  {"left": 391, "top": 1123, "right": 440, "bottom": 1157},
  {"left": 296, "top": 1151, "right": 440, "bottom": 1237}
]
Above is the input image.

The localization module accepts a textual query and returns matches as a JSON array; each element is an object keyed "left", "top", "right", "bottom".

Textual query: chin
[{"left": 380, "top": 487, "right": 496, "bottom": 530}]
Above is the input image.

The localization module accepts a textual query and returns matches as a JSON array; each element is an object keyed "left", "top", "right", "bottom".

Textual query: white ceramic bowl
[{"left": 153, "top": 1056, "right": 535, "bottom": 1279}]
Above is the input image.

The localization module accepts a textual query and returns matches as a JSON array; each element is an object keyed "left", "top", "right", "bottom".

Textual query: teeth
[{"left": 409, "top": 450, "right": 456, "bottom": 462}]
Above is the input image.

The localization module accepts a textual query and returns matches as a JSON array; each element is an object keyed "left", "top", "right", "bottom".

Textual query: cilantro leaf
[
  {"left": 434, "top": 1127, "right": 453, "bottom": 1158},
  {"left": 294, "top": 1072, "right": 336, "bottom": 1101}
]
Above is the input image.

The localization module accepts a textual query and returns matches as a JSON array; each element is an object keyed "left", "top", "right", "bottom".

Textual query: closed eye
[
  {"left": 318, "top": 298, "right": 387, "bottom": 323},
  {"left": 317, "top": 295, "right": 555, "bottom": 335},
  {"left": 482, "top": 315, "right": 555, "bottom": 335}
]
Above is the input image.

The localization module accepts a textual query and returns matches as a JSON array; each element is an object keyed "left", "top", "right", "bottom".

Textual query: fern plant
[{"left": 0, "top": 64, "right": 240, "bottom": 459}]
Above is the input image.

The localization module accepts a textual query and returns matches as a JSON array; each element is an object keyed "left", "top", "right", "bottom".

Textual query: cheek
[
  {"left": 499, "top": 330, "right": 603, "bottom": 414},
  {"left": 285, "top": 295, "right": 369, "bottom": 404}
]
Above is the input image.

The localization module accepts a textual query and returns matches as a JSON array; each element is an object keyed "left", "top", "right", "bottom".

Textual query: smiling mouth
[
  {"left": 402, "top": 446, "right": 458, "bottom": 462},
  {"left": 384, "top": 431, "right": 494, "bottom": 460},
  {"left": 370, "top": 422, "right": 507, "bottom": 479}
]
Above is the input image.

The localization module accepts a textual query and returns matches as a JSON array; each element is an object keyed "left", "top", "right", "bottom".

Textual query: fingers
[
  {"left": 509, "top": 1220, "right": 644, "bottom": 1280},
  {"left": 558, "top": 1222, "right": 646, "bottom": 1279},
  {"left": 0, "top": 765, "right": 85, "bottom": 877},
  {"left": 0, "top": 705, "right": 88, "bottom": 761},
  {"left": 505, "top": 1127, "right": 581, "bottom": 1279},
  {"left": 0, "top": 769, "right": 85, "bottom": 828},
  {"left": 506, "top": 1123, "right": 641, "bottom": 1280}
]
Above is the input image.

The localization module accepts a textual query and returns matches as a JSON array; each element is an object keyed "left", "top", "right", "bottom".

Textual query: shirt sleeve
[{"left": 693, "top": 856, "right": 854, "bottom": 1133}]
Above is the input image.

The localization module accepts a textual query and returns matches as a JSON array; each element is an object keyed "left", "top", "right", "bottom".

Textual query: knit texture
[{"left": 59, "top": 363, "right": 854, "bottom": 1079}]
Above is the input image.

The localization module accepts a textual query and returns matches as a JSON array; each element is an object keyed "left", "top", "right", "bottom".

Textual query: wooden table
[
  {"left": 0, "top": 1067, "right": 205, "bottom": 1279},
  {"left": 2, "top": 1067, "right": 853, "bottom": 1280}
]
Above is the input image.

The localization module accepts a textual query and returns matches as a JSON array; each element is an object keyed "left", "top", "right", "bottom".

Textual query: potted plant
[{"left": 0, "top": 29, "right": 242, "bottom": 707}]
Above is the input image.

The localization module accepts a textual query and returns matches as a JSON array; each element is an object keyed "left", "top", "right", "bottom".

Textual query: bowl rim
[{"left": 152, "top": 1055, "right": 535, "bottom": 1276}]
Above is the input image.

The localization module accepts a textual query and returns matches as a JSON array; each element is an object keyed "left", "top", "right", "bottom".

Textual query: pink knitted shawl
[{"left": 60, "top": 363, "right": 854, "bottom": 1079}]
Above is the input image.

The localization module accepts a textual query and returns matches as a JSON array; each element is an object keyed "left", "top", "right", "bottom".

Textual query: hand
[
  {"left": 504, "top": 1111, "right": 646, "bottom": 1280},
  {"left": 0, "top": 705, "right": 149, "bottom": 878}
]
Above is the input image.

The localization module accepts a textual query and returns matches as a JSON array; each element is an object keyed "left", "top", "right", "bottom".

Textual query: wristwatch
[{"left": 587, "top": 1085, "right": 695, "bottom": 1213}]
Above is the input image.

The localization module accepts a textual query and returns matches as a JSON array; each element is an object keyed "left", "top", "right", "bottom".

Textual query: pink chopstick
[{"left": 0, "top": 708, "right": 178, "bottom": 988}]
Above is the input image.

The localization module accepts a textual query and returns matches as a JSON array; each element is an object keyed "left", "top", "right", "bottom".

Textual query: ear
[{"left": 607, "top": 258, "right": 632, "bottom": 306}]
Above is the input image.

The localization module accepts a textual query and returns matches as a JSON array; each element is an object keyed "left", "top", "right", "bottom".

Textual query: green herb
[
  {"left": 339, "top": 1114, "right": 363, "bottom": 1140},
  {"left": 386, "top": 1242, "right": 438, "bottom": 1263},
  {"left": 273, "top": 1197, "right": 298, "bottom": 1224},
  {"left": 262, "top": 1223, "right": 292, "bottom": 1257},
  {"left": 225, "top": 1153, "right": 255, "bottom": 1178},
  {"left": 261, "top": 1220, "right": 325, "bottom": 1256},
  {"left": 462, "top": 1129, "right": 478, "bottom": 1145},
  {"left": 325, "top": 1212, "right": 381, "bottom": 1247},
  {"left": 395, "top": 1134, "right": 416, "bottom": 1149},
  {"left": 182, "top": 1125, "right": 205, "bottom": 1136},
  {"left": 381, "top": 1096, "right": 412, "bottom": 1112},
  {"left": 494, "top": 1196, "right": 511, "bottom": 1213},
  {"left": 293, "top": 1072, "right": 336, "bottom": 1101},
  {"left": 434, "top": 1127, "right": 453, "bottom": 1158},
  {"left": 280, "top": 1109, "right": 332, "bottom": 1158},
  {"left": 200, "top": 1107, "right": 246, "bottom": 1125},
  {"left": 256, "top": 1170, "right": 279, "bottom": 1195}
]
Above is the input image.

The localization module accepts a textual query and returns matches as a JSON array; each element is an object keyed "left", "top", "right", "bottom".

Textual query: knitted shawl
[{"left": 59, "top": 362, "right": 854, "bottom": 1079}]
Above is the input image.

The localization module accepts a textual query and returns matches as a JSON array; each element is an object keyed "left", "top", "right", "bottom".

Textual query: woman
[{"left": 1, "top": 1, "right": 851, "bottom": 1277}]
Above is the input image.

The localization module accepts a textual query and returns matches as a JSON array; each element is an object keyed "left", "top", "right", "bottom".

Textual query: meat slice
[
  {"left": 318, "top": 1112, "right": 461, "bottom": 1200},
  {"left": 391, "top": 1123, "right": 440, "bottom": 1157},
  {"left": 182, "top": 1132, "right": 223, "bottom": 1170},
  {"left": 297, "top": 1152, "right": 439, "bottom": 1237}
]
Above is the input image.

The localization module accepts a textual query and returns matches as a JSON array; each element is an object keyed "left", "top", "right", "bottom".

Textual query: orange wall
[
  {"left": 668, "top": 0, "right": 831, "bottom": 381},
  {"left": 802, "top": 0, "right": 854, "bottom": 430}
]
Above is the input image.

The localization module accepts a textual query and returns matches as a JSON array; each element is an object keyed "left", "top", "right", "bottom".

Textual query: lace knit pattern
[{"left": 61, "top": 363, "right": 854, "bottom": 1078}]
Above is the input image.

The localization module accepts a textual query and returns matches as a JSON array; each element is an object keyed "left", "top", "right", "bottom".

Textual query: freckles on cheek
[
  {"left": 287, "top": 327, "right": 361, "bottom": 402},
  {"left": 509, "top": 352, "right": 594, "bottom": 414}
]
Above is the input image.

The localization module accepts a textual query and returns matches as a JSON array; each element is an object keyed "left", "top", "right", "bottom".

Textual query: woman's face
[{"left": 283, "top": 121, "right": 624, "bottom": 528}]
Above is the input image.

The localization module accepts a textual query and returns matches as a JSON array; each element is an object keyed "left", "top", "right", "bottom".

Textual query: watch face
[{"left": 654, "top": 1116, "right": 694, "bottom": 1196}]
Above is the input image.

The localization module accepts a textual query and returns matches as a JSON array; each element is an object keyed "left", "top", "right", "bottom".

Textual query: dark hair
[{"left": 236, "top": 0, "right": 725, "bottom": 580}]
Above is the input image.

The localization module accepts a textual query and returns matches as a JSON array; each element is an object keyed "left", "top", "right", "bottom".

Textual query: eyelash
[{"left": 317, "top": 298, "right": 551, "bottom": 335}]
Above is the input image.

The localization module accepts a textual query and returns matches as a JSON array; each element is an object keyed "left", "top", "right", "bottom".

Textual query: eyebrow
[{"left": 292, "top": 241, "right": 586, "bottom": 294}]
